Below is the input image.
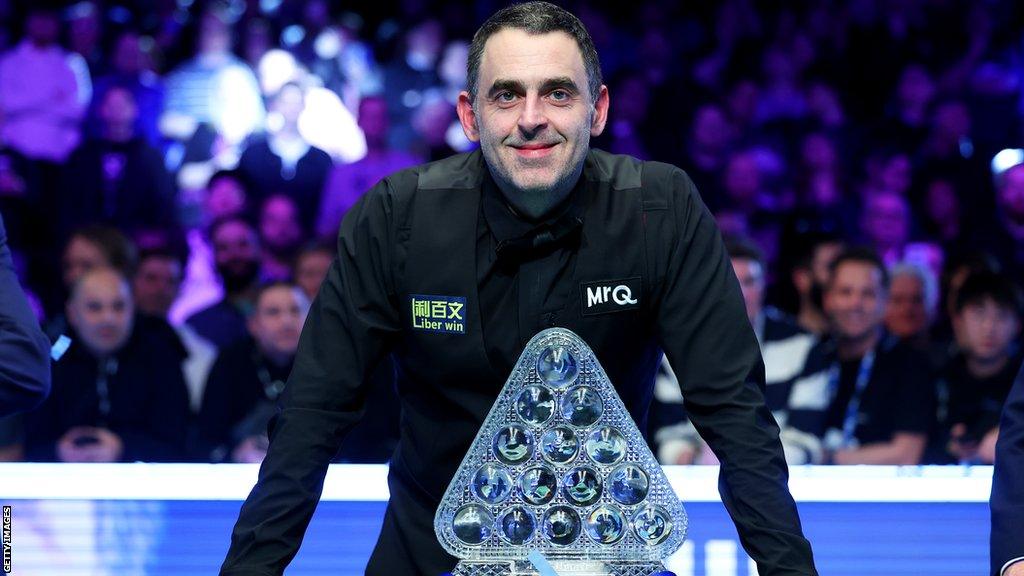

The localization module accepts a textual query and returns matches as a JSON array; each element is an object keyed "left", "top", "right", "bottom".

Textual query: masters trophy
[{"left": 434, "top": 328, "right": 686, "bottom": 576}]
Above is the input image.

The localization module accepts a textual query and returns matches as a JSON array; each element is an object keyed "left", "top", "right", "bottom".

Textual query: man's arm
[
  {"left": 220, "top": 179, "right": 402, "bottom": 576},
  {"left": 831, "top": 432, "right": 927, "bottom": 465},
  {"left": 992, "top": 362, "right": 1024, "bottom": 576},
  {"left": 653, "top": 167, "right": 817, "bottom": 575},
  {"left": 0, "top": 211, "right": 51, "bottom": 417}
]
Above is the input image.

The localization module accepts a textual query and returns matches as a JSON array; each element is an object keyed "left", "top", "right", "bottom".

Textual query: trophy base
[{"left": 451, "top": 560, "right": 669, "bottom": 576}]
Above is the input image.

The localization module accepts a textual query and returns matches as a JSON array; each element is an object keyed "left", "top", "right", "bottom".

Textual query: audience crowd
[{"left": 0, "top": 0, "right": 1022, "bottom": 466}]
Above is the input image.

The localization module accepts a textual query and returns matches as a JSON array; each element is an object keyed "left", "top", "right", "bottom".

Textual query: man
[
  {"left": 59, "top": 85, "right": 175, "bottom": 241},
  {"left": 651, "top": 238, "right": 826, "bottom": 464},
  {"left": 884, "top": 262, "right": 938, "bottom": 347},
  {"left": 815, "top": 248, "right": 935, "bottom": 464},
  {"left": 992, "top": 364, "right": 1024, "bottom": 576},
  {"left": 256, "top": 195, "right": 304, "bottom": 283},
  {"left": 198, "top": 282, "right": 309, "bottom": 463},
  {"left": 186, "top": 217, "right": 262, "bottom": 349},
  {"left": 0, "top": 211, "right": 50, "bottom": 416},
  {"left": 24, "top": 268, "right": 189, "bottom": 462},
  {"left": 292, "top": 241, "right": 333, "bottom": 301},
  {"left": 221, "top": 4, "right": 817, "bottom": 575},
  {"left": 791, "top": 232, "right": 844, "bottom": 335},
  {"left": 941, "top": 271, "right": 1022, "bottom": 464}
]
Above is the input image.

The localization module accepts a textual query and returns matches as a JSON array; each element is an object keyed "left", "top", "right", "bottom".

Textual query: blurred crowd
[{"left": 0, "top": 0, "right": 1022, "bottom": 467}]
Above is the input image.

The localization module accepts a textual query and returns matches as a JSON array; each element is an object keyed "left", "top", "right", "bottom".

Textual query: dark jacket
[
  {"left": 23, "top": 315, "right": 190, "bottom": 462},
  {"left": 992, "top": 361, "right": 1024, "bottom": 575},
  {"left": 220, "top": 150, "right": 817, "bottom": 576},
  {"left": 0, "top": 211, "right": 50, "bottom": 416}
]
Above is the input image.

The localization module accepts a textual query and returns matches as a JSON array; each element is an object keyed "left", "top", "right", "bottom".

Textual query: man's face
[
  {"left": 259, "top": 197, "right": 302, "bottom": 256},
  {"left": 824, "top": 261, "right": 887, "bottom": 341},
  {"left": 205, "top": 176, "right": 247, "bottom": 221},
  {"left": 249, "top": 286, "right": 309, "bottom": 360},
  {"left": 63, "top": 237, "right": 109, "bottom": 289},
  {"left": 957, "top": 299, "right": 1020, "bottom": 363},
  {"left": 457, "top": 29, "right": 608, "bottom": 220},
  {"left": 862, "top": 193, "right": 909, "bottom": 248},
  {"left": 132, "top": 256, "right": 182, "bottom": 317},
  {"left": 99, "top": 88, "right": 138, "bottom": 132},
  {"left": 884, "top": 273, "right": 928, "bottom": 338},
  {"left": 68, "top": 270, "right": 134, "bottom": 356},
  {"left": 212, "top": 221, "right": 261, "bottom": 293},
  {"left": 295, "top": 250, "right": 332, "bottom": 300},
  {"left": 26, "top": 12, "right": 59, "bottom": 46},
  {"left": 731, "top": 257, "right": 764, "bottom": 324}
]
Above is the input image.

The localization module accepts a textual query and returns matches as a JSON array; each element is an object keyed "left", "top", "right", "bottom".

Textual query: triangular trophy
[{"left": 435, "top": 327, "right": 687, "bottom": 576}]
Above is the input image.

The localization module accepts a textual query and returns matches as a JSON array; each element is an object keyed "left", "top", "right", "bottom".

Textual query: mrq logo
[{"left": 581, "top": 278, "right": 641, "bottom": 316}]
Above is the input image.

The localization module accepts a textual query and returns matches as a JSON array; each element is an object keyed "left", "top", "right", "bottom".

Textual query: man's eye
[
  {"left": 497, "top": 91, "right": 516, "bottom": 102},
  {"left": 550, "top": 89, "right": 569, "bottom": 101}
]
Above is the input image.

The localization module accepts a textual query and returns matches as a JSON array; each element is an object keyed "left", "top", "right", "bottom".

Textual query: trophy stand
[{"left": 435, "top": 328, "right": 687, "bottom": 576}]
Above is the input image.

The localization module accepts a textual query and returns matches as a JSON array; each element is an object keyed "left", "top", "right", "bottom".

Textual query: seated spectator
[
  {"left": 133, "top": 244, "right": 216, "bottom": 413},
  {"left": 197, "top": 282, "right": 309, "bottom": 463},
  {"left": 237, "top": 82, "right": 333, "bottom": 232},
  {"left": 258, "top": 194, "right": 304, "bottom": 282},
  {"left": 790, "top": 232, "right": 844, "bottom": 335},
  {"left": 884, "top": 262, "right": 939, "bottom": 348},
  {"left": 59, "top": 85, "right": 175, "bottom": 241},
  {"left": 185, "top": 217, "right": 262, "bottom": 349},
  {"left": 939, "top": 271, "right": 1023, "bottom": 464},
  {"left": 316, "top": 96, "right": 421, "bottom": 239},
  {"left": 651, "top": 238, "right": 825, "bottom": 465},
  {"left": 24, "top": 268, "right": 189, "bottom": 462},
  {"left": 820, "top": 248, "right": 935, "bottom": 465},
  {"left": 46, "top": 225, "right": 137, "bottom": 334},
  {"left": 88, "top": 30, "right": 164, "bottom": 149},
  {"left": 293, "top": 241, "right": 334, "bottom": 301}
]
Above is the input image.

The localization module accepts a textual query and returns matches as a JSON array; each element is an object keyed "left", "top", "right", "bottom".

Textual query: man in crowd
[
  {"left": 25, "top": 268, "right": 189, "bottom": 462},
  {"left": 817, "top": 248, "right": 935, "bottom": 464},
  {"left": 198, "top": 282, "right": 309, "bottom": 463},
  {"left": 942, "top": 271, "right": 1022, "bottom": 464},
  {"left": 186, "top": 217, "right": 262, "bottom": 349}
]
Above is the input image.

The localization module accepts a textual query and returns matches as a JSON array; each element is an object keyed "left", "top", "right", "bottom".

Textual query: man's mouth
[{"left": 512, "top": 143, "right": 557, "bottom": 159}]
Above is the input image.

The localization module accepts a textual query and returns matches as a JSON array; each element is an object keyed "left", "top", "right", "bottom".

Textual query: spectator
[
  {"left": 790, "top": 233, "right": 844, "bottom": 335},
  {"left": 257, "top": 194, "right": 304, "bottom": 282},
  {"left": 293, "top": 241, "right": 333, "bottom": 301},
  {"left": 185, "top": 216, "right": 261, "bottom": 349},
  {"left": 860, "top": 191, "right": 911, "bottom": 266},
  {"left": 382, "top": 20, "right": 444, "bottom": 152},
  {"left": 24, "top": 267, "right": 189, "bottom": 462},
  {"left": 161, "top": 5, "right": 264, "bottom": 147},
  {"left": 0, "top": 5, "right": 90, "bottom": 163},
  {"left": 940, "top": 272, "right": 1023, "bottom": 464},
  {"left": 59, "top": 85, "right": 175, "bottom": 241},
  {"left": 236, "top": 82, "right": 333, "bottom": 231},
  {"left": 45, "top": 225, "right": 137, "bottom": 328},
  {"left": 651, "top": 238, "right": 827, "bottom": 464},
  {"left": 89, "top": 30, "right": 165, "bottom": 148},
  {"left": 316, "top": 96, "right": 421, "bottom": 239},
  {"left": 133, "top": 244, "right": 216, "bottom": 414},
  {"left": 197, "top": 282, "right": 309, "bottom": 463},
  {"left": 821, "top": 248, "right": 935, "bottom": 465},
  {"left": 981, "top": 163, "right": 1024, "bottom": 284},
  {"left": 884, "top": 262, "right": 939, "bottom": 347}
]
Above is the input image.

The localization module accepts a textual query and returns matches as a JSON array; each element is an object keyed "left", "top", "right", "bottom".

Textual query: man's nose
[{"left": 517, "top": 94, "right": 547, "bottom": 136}]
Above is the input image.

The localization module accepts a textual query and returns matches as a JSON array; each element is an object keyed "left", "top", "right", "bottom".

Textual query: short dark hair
[
  {"left": 828, "top": 246, "right": 889, "bottom": 290},
  {"left": 253, "top": 281, "right": 303, "bottom": 310},
  {"left": 68, "top": 225, "right": 138, "bottom": 277},
  {"left": 467, "top": 1, "right": 602, "bottom": 102},
  {"left": 955, "top": 271, "right": 1024, "bottom": 317},
  {"left": 725, "top": 236, "right": 765, "bottom": 269}
]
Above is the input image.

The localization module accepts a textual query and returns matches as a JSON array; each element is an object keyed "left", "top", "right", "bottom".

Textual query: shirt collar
[{"left": 481, "top": 162, "right": 587, "bottom": 261}]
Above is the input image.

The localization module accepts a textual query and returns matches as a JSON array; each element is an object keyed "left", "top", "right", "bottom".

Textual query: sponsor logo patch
[
  {"left": 580, "top": 277, "right": 641, "bottom": 316},
  {"left": 410, "top": 294, "right": 467, "bottom": 334}
]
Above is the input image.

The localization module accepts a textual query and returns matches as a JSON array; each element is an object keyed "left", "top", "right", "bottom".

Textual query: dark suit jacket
[
  {"left": 0, "top": 211, "right": 50, "bottom": 416},
  {"left": 992, "top": 361, "right": 1024, "bottom": 575}
]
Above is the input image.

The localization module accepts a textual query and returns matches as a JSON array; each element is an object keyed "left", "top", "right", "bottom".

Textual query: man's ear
[
  {"left": 590, "top": 85, "right": 609, "bottom": 137},
  {"left": 457, "top": 91, "right": 480, "bottom": 142}
]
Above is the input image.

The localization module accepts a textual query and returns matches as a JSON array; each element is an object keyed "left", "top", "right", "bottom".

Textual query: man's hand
[
  {"left": 978, "top": 427, "right": 999, "bottom": 464},
  {"left": 57, "top": 426, "right": 124, "bottom": 462},
  {"left": 232, "top": 435, "right": 269, "bottom": 463},
  {"left": 947, "top": 423, "right": 978, "bottom": 463}
]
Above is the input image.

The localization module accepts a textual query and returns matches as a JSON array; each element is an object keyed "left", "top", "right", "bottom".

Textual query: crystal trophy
[{"left": 435, "top": 328, "right": 687, "bottom": 576}]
